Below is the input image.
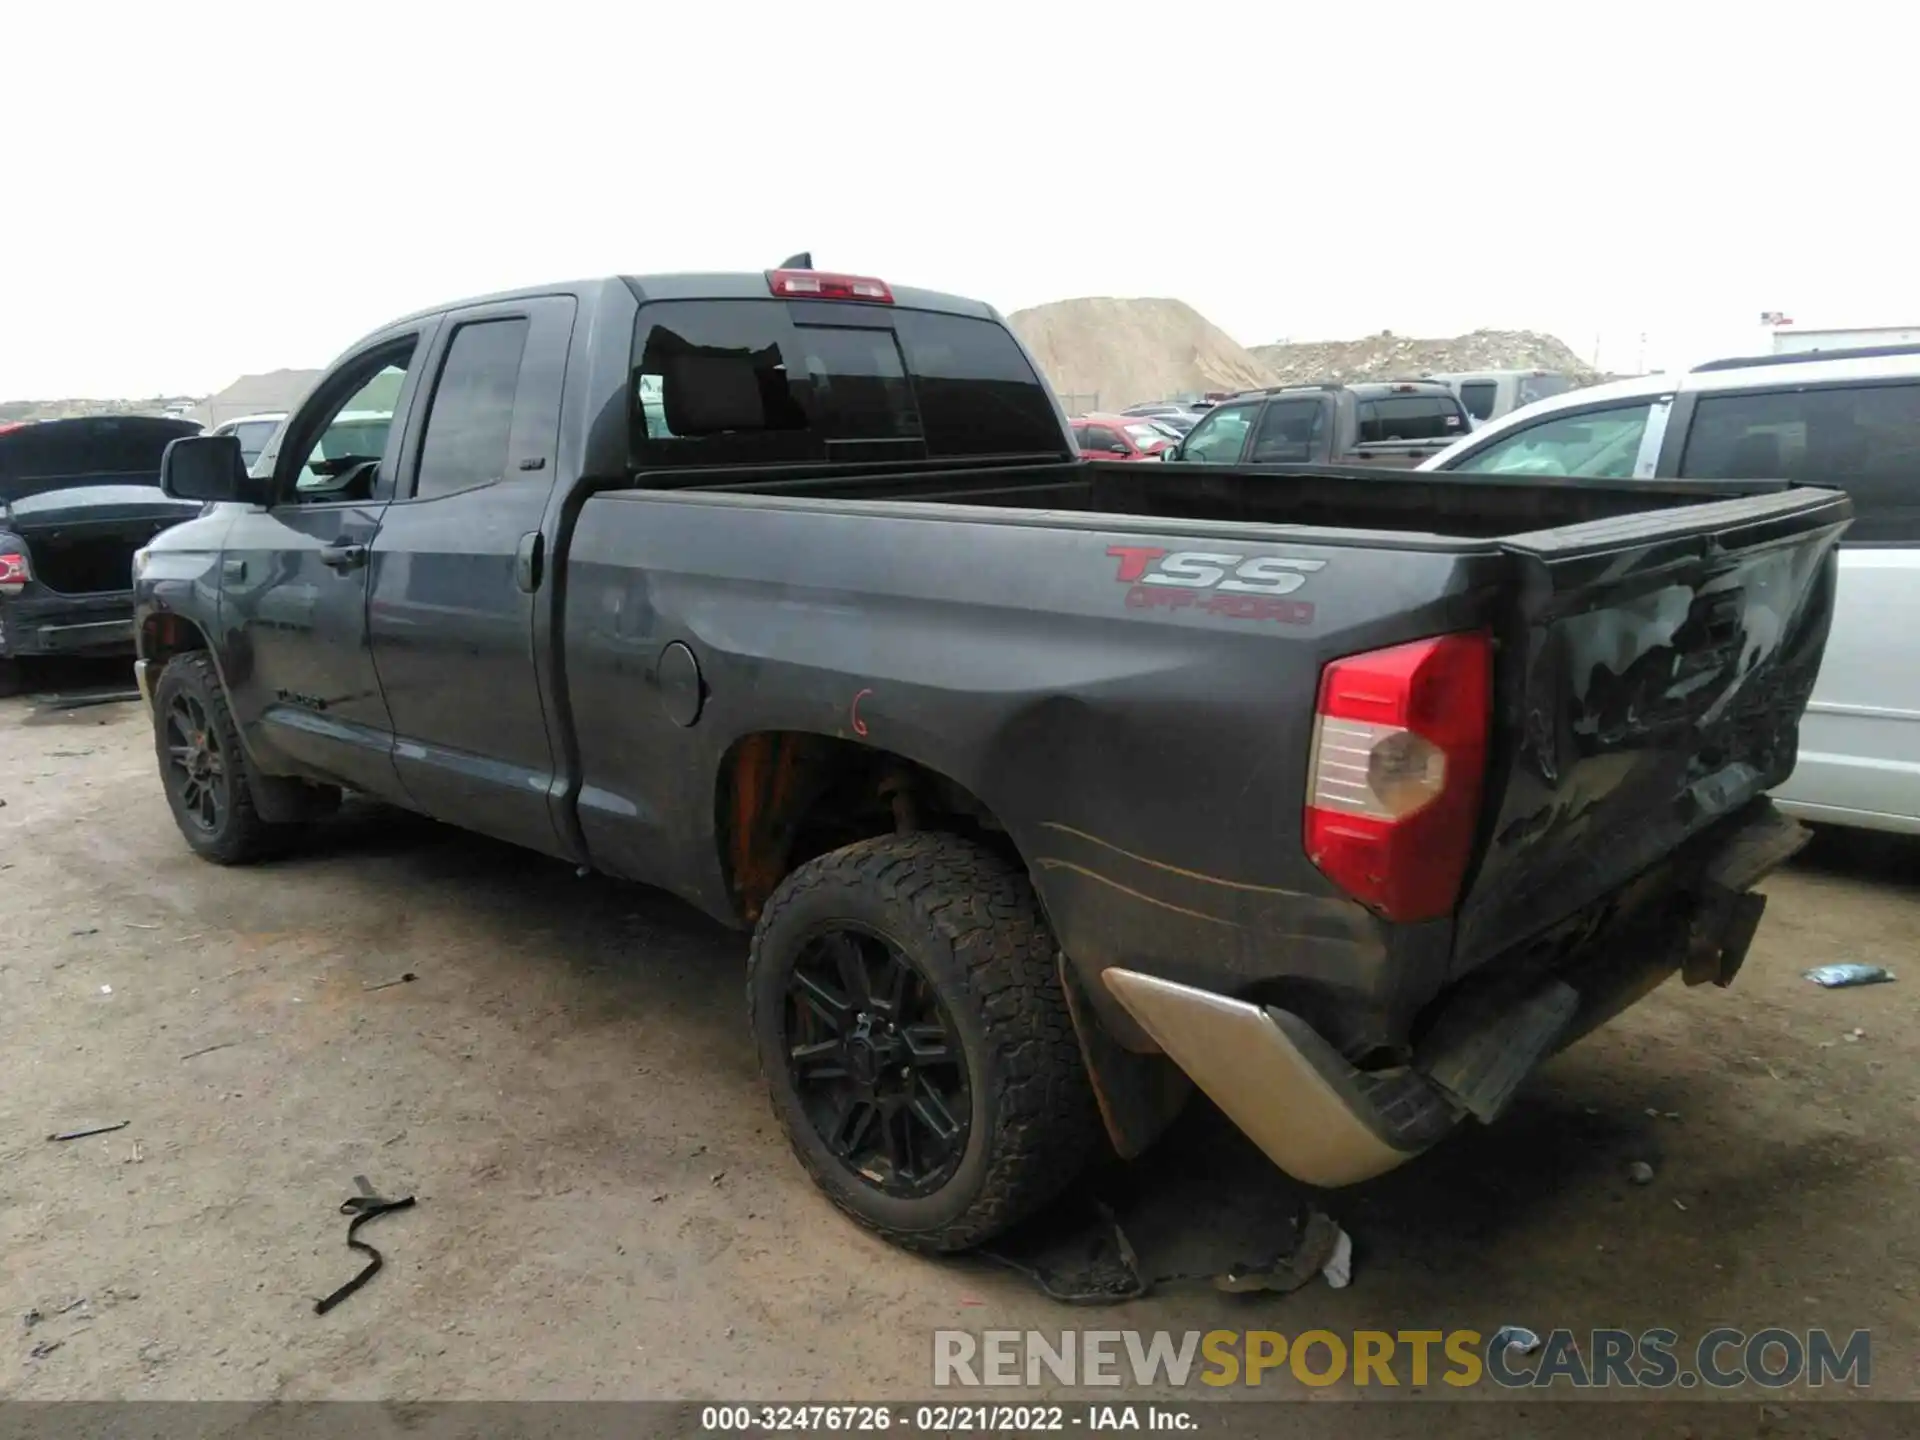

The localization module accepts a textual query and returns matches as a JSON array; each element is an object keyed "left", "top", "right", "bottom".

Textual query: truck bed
[
  {"left": 670, "top": 456, "right": 1811, "bottom": 544},
  {"left": 570, "top": 459, "right": 1849, "bottom": 1051}
]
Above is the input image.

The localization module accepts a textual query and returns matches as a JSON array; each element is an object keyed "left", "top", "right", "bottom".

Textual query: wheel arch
[{"left": 713, "top": 729, "right": 1023, "bottom": 926}]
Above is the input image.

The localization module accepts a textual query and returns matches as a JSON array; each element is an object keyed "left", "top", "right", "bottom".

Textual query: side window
[
  {"left": 1449, "top": 404, "right": 1653, "bottom": 478},
  {"left": 1458, "top": 382, "right": 1499, "bottom": 421},
  {"left": 1180, "top": 404, "right": 1256, "bottom": 462},
  {"left": 1070, "top": 423, "right": 1090, "bottom": 451},
  {"left": 1679, "top": 382, "right": 1920, "bottom": 544},
  {"left": 1357, "top": 395, "right": 1466, "bottom": 443},
  {"left": 1083, "top": 424, "right": 1124, "bottom": 453},
  {"left": 412, "top": 318, "right": 530, "bottom": 500},
  {"left": 285, "top": 344, "right": 415, "bottom": 502},
  {"left": 1249, "top": 399, "right": 1324, "bottom": 462}
]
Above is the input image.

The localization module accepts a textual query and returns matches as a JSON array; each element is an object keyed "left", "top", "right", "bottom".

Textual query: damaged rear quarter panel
[{"left": 560, "top": 492, "right": 1495, "bottom": 1035}]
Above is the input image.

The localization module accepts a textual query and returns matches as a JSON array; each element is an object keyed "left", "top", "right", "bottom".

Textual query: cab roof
[{"left": 377, "top": 272, "right": 1001, "bottom": 333}]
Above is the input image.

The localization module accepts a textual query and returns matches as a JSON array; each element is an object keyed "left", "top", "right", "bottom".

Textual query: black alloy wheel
[
  {"left": 164, "top": 690, "right": 229, "bottom": 835},
  {"left": 785, "top": 924, "right": 971, "bottom": 1198}
]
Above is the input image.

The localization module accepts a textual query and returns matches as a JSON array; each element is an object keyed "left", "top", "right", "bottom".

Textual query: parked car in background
[
  {"left": 1162, "top": 381, "right": 1469, "bottom": 469},
  {"left": 1420, "top": 344, "right": 1920, "bottom": 836},
  {"left": 1071, "top": 413, "right": 1177, "bottom": 460},
  {"left": 1428, "top": 369, "right": 1579, "bottom": 427},
  {"left": 211, "top": 412, "right": 288, "bottom": 468},
  {"left": 0, "top": 416, "right": 203, "bottom": 692}
]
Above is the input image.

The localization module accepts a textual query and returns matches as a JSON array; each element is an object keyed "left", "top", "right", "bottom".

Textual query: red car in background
[{"left": 1070, "top": 413, "right": 1177, "bottom": 461}]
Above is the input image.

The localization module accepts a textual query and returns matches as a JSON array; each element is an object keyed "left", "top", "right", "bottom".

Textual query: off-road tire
[
  {"left": 748, "top": 832, "right": 1100, "bottom": 1252},
  {"left": 152, "top": 653, "right": 290, "bottom": 865}
]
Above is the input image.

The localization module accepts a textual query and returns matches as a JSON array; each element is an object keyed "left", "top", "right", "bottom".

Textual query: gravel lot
[{"left": 3, "top": 662, "right": 1916, "bottom": 1425}]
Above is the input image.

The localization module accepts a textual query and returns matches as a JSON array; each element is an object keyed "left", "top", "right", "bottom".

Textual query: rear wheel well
[{"left": 717, "top": 732, "right": 1018, "bottom": 923}]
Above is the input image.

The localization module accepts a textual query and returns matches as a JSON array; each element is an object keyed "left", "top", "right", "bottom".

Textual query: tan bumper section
[{"left": 1101, "top": 968, "right": 1428, "bottom": 1188}]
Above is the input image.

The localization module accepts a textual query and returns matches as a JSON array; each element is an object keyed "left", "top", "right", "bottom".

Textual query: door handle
[
  {"left": 319, "top": 541, "right": 368, "bottom": 572},
  {"left": 514, "top": 531, "right": 544, "bottom": 593},
  {"left": 222, "top": 558, "right": 248, "bottom": 583}
]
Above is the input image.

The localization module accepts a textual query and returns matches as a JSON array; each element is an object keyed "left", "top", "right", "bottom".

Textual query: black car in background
[{"left": 0, "top": 416, "right": 203, "bottom": 692}]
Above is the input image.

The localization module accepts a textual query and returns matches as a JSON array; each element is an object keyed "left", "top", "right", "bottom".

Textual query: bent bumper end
[{"left": 1101, "top": 968, "right": 1453, "bottom": 1188}]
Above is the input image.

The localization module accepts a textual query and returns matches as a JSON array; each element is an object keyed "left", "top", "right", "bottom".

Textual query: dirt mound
[
  {"left": 1008, "top": 297, "right": 1278, "bottom": 412},
  {"left": 1249, "top": 329, "right": 1597, "bottom": 387}
]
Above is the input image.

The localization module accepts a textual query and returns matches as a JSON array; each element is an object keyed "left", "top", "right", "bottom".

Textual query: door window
[
  {"left": 1248, "top": 398, "right": 1324, "bottom": 462},
  {"left": 1083, "top": 424, "right": 1125, "bottom": 453},
  {"left": 413, "top": 318, "right": 531, "bottom": 499},
  {"left": 1179, "top": 403, "right": 1256, "bottom": 462},
  {"left": 1679, "top": 382, "right": 1920, "bottom": 544},
  {"left": 285, "top": 344, "right": 415, "bottom": 500},
  {"left": 1449, "top": 403, "right": 1653, "bottom": 478}
]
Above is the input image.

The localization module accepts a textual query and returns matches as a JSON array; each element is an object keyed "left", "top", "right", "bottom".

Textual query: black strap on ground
[{"left": 314, "top": 1188, "right": 416, "bottom": 1315}]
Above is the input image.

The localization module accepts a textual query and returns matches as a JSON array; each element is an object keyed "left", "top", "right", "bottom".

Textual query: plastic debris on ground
[{"left": 1804, "top": 964, "right": 1894, "bottom": 988}]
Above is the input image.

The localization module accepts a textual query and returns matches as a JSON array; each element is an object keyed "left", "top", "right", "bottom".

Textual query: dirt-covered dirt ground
[{"left": 3, "top": 662, "right": 1915, "bottom": 1433}]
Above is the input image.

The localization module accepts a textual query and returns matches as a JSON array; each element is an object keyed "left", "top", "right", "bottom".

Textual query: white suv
[{"left": 1420, "top": 345, "right": 1920, "bottom": 837}]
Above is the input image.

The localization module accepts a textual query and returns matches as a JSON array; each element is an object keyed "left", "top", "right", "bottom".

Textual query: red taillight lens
[
  {"left": 1304, "top": 631, "right": 1492, "bottom": 923},
  {"left": 0, "top": 550, "right": 28, "bottom": 596},
  {"left": 767, "top": 268, "right": 894, "bottom": 303}
]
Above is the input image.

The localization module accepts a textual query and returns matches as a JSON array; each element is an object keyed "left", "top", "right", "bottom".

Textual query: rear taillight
[
  {"left": 0, "top": 549, "right": 28, "bottom": 596},
  {"left": 1304, "top": 631, "right": 1492, "bottom": 923},
  {"left": 767, "top": 268, "right": 894, "bottom": 303}
]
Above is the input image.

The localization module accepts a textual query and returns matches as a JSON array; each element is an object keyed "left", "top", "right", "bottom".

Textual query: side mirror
[
  {"left": 1108, "top": 444, "right": 1131, "bottom": 457},
  {"left": 160, "top": 435, "right": 265, "bottom": 504},
  {"left": 1161, "top": 444, "right": 1182, "bottom": 463}
]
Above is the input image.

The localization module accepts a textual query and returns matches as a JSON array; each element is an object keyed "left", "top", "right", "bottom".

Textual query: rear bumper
[
  {"left": 0, "top": 590, "right": 136, "bottom": 657},
  {"left": 1100, "top": 800, "right": 1808, "bottom": 1187}
]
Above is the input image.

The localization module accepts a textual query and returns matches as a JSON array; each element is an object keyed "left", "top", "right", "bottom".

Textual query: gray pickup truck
[
  {"left": 133, "top": 266, "right": 1848, "bottom": 1253},
  {"left": 1160, "top": 380, "right": 1470, "bottom": 468}
]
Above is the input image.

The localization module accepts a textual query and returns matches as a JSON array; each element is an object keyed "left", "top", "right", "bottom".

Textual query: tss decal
[{"left": 1106, "top": 545, "right": 1323, "bottom": 624}]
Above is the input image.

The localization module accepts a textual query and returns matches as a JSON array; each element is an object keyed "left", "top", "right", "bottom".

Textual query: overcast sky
[{"left": 3, "top": 1, "right": 1913, "bottom": 398}]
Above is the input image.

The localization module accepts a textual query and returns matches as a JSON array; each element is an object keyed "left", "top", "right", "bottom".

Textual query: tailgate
[{"left": 1451, "top": 485, "right": 1852, "bottom": 971}]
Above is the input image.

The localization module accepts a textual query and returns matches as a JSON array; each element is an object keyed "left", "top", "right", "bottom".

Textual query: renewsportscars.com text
[{"left": 932, "top": 1328, "right": 1871, "bottom": 1390}]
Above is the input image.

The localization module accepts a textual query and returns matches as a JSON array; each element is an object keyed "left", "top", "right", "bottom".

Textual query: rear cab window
[
  {"left": 1678, "top": 381, "right": 1920, "bottom": 544},
  {"left": 1357, "top": 394, "right": 1467, "bottom": 443},
  {"left": 1458, "top": 381, "right": 1499, "bottom": 421},
  {"left": 629, "top": 300, "right": 1067, "bottom": 473}
]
